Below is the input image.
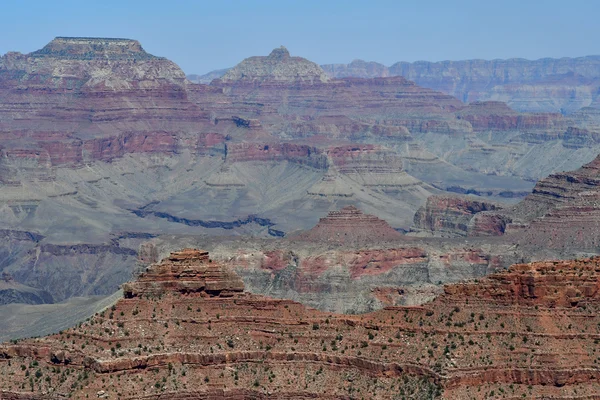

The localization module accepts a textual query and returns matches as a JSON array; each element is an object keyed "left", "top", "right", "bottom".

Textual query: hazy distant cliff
[
  {"left": 190, "top": 55, "right": 600, "bottom": 113},
  {"left": 322, "top": 56, "right": 600, "bottom": 113}
]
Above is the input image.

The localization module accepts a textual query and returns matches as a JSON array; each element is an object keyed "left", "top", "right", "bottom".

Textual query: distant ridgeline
[{"left": 29, "top": 37, "right": 162, "bottom": 61}]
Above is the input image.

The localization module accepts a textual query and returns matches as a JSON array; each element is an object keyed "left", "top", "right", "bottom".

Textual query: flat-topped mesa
[
  {"left": 29, "top": 37, "right": 159, "bottom": 60},
  {"left": 297, "top": 205, "right": 403, "bottom": 244},
  {"left": 218, "top": 46, "right": 330, "bottom": 85},
  {"left": 443, "top": 257, "right": 600, "bottom": 307},
  {"left": 122, "top": 249, "right": 244, "bottom": 298},
  {"left": 1, "top": 36, "right": 187, "bottom": 89}
]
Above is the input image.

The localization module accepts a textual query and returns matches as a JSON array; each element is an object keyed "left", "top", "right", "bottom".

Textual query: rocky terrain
[
  {"left": 3, "top": 37, "right": 600, "bottom": 347},
  {"left": 132, "top": 205, "right": 523, "bottom": 315},
  {"left": 412, "top": 150, "right": 600, "bottom": 263},
  {"left": 1, "top": 249, "right": 600, "bottom": 399}
]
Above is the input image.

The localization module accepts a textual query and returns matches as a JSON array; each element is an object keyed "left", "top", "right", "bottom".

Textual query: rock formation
[
  {"left": 0, "top": 37, "right": 212, "bottom": 169},
  {"left": 3, "top": 37, "right": 600, "bottom": 337},
  {"left": 510, "top": 153, "right": 600, "bottom": 221},
  {"left": 411, "top": 195, "right": 505, "bottom": 237},
  {"left": 220, "top": 46, "right": 329, "bottom": 85},
  {"left": 296, "top": 205, "right": 403, "bottom": 244},
  {"left": 2, "top": 250, "right": 600, "bottom": 398},
  {"left": 123, "top": 248, "right": 244, "bottom": 298}
]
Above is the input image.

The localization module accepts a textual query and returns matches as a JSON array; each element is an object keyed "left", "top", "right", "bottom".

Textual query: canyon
[
  {"left": 0, "top": 37, "right": 598, "bottom": 345},
  {"left": 1, "top": 35, "right": 600, "bottom": 398}
]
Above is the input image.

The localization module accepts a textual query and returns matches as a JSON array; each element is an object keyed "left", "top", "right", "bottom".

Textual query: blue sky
[{"left": 0, "top": 0, "right": 597, "bottom": 74}]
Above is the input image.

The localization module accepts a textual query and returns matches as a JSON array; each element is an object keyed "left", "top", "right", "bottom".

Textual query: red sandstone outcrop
[
  {"left": 208, "top": 48, "right": 464, "bottom": 138},
  {"left": 122, "top": 249, "right": 244, "bottom": 298},
  {"left": 0, "top": 37, "right": 223, "bottom": 168},
  {"left": 2, "top": 250, "right": 600, "bottom": 398},
  {"left": 443, "top": 257, "right": 600, "bottom": 307},
  {"left": 511, "top": 153, "right": 600, "bottom": 220}
]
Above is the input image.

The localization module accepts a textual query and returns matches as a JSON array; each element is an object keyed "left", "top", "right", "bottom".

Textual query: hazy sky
[{"left": 0, "top": 0, "right": 598, "bottom": 74}]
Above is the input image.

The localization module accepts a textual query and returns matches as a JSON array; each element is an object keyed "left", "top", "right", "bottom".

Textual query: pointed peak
[{"left": 268, "top": 46, "right": 290, "bottom": 60}]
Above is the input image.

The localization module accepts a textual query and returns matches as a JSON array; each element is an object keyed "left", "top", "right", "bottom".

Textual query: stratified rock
[
  {"left": 3, "top": 253, "right": 600, "bottom": 398},
  {"left": 123, "top": 248, "right": 244, "bottom": 298},
  {"left": 456, "top": 101, "right": 565, "bottom": 133},
  {"left": 510, "top": 153, "right": 600, "bottom": 221},
  {"left": 29, "top": 37, "right": 159, "bottom": 61},
  {"left": 411, "top": 195, "right": 504, "bottom": 237},
  {"left": 443, "top": 257, "right": 600, "bottom": 307},
  {"left": 224, "top": 142, "right": 327, "bottom": 168},
  {"left": 220, "top": 46, "right": 329, "bottom": 85},
  {"left": 296, "top": 205, "right": 403, "bottom": 244}
]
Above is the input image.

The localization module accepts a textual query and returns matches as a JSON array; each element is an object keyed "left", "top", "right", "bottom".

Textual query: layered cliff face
[
  {"left": 411, "top": 195, "right": 505, "bottom": 237},
  {"left": 414, "top": 153, "right": 600, "bottom": 255},
  {"left": 123, "top": 248, "right": 244, "bottom": 298},
  {"left": 1, "top": 37, "right": 186, "bottom": 86},
  {"left": 2, "top": 251, "right": 600, "bottom": 399},
  {"left": 0, "top": 37, "right": 216, "bottom": 170},
  {"left": 510, "top": 152, "right": 600, "bottom": 221},
  {"left": 148, "top": 222, "right": 518, "bottom": 314},
  {"left": 322, "top": 56, "right": 600, "bottom": 113},
  {"left": 3, "top": 37, "right": 600, "bottom": 324},
  {"left": 495, "top": 153, "right": 600, "bottom": 253}
]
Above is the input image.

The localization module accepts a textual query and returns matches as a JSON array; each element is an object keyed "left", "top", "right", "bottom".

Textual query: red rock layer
[
  {"left": 0, "top": 37, "right": 229, "bottom": 169},
  {"left": 511, "top": 153, "right": 600, "bottom": 220},
  {"left": 326, "top": 144, "right": 404, "bottom": 175},
  {"left": 2, "top": 251, "right": 600, "bottom": 398},
  {"left": 122, "top": 249, "right": 244, "bottom": 298}
]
